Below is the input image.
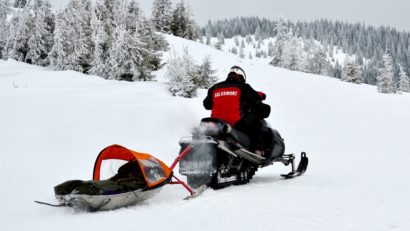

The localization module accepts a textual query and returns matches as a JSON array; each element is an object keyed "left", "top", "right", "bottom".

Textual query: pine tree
[
  {"left": 88, "top": 0, "right": 112, "bottom": 78},
  {"left": 205, "top": 31, "right": 211, "bottom": 45},
  {"left": 170, "top": 1, "right": 198, "bottom": 40},
  {"left": 9, "top": 2, "right": 33, "bottom": 62},
  {"left": 377, "top": 52, "right": 396, "bottom": 94},
  {"left": 107, "top": 25, "right": 133, "bottom": 80},
  {"left": 183, "top": 3, "right": 199, "bottom": 40},
  {"left": 70, "top": 0, "right": 94, "bottom": 73},
  {"left": 217, "top": 32, "right": 225, "bottom": 45},
  {"left": 231, "top": 46, "right": 238, "bottom": 55},
  {"left": 398, "top": 64, "right": 410, "bottom": 93},
  {"left": 13, "top": 0, "right": 26, "bottom": 7},
  {"left": 134, "top": 15, "right": 166, "bottom": 81},
  {"left": 170, "top": 1, "right": 186, "bottom": 37},
  {"left": 151, "top": 0, "right": 172, "bottom": 33},
  {"left": 239, "top": 46, "right": 245, "bottom": 59},
  {"left": 234, "top": 36, "right": 239, "bottom": 46},
  {"left": 341, "top": 58, "right": 363, "bottom": 83},
  {"left": 255, "top": 25, "right": 262, "bottom": 42},
  {"left": 307, "top": 48, "right": 331, "bottom": 76},
  {"left": 166, "top": 47, "right": 198, "bottom": 98},
  {"left": 270, "top": 17, "right": 287, "bottom": 66},
  {"left": 0, "top": 0, "right": 11, "bottom": 59},
  {"left": 195, "top": 55, "right": 217, "bottom": 89},
  {"left": 49, "top": 12, "right": 69, "bottom": 70},
  {"left": 282, "top": 29, "right": 303, "bottom": 71},
  {"left": 26, "top": 0, "right": 54, "bottom": 66},
  {"left": 106, "top": 0, "right": 146, "bottom": 81},
  {"left": 332, "top": 60, "right": 342, "bottom": 79}
]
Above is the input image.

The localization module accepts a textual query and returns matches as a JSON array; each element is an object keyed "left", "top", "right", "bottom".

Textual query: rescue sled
[{"left": 37, "top": 144, "right": 195, "bottom": 211}]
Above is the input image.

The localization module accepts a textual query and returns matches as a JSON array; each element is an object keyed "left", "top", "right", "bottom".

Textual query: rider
[{"left": 203, "top": 65, "right": 270, "bottom": 154}]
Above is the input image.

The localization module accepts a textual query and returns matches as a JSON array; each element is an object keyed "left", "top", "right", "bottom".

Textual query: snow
[{"left": 1, "top": 35, "right": 410, "bottom": 231}]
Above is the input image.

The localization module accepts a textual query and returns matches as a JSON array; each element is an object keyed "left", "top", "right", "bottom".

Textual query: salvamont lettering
[{"left": 214, "top": 91, "right": 238, "bottom": 97}]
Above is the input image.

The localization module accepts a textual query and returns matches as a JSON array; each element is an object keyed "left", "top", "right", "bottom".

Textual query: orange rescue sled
[{"left": 44, "top": 144, "right": 194, "bottom": 211}]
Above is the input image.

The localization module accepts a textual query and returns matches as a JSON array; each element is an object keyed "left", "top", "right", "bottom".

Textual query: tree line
[
  {"left": 0, "top": 0, "right": 201, "bottom": 82},
  {"left": 203, "top": 16, "right": 410, "bottom": 93}
]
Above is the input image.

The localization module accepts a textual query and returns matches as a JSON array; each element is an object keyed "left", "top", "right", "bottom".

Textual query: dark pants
[{"left": 235, "top": 119, "right": 266, "bottom": 151}]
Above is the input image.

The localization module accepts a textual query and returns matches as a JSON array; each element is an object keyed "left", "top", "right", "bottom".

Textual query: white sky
[{"left": 50, "top": 0, "right": 410, "bottom": 31}]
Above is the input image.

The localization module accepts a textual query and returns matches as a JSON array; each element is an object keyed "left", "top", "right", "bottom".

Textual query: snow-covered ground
[{"left": 1, "top": 35, "right": 410, "bottom": 231}]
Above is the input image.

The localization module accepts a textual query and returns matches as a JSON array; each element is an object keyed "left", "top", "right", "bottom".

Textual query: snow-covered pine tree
[
  {"left": 214, "top": 41, "right": 221, "bottom": 50},
  {"left": 4, "top": 13, "right": 21, "bottom": 59},
  {"left": 106, "top": 0, "right": 141, "bottom": 80},
  {"left": 151, "top": 0, "right": 172, "bottom": 33},
  {"left": 267, "top": 41, "right": 274, "bottom": 57},
  {"left": 196, "top": 55, "right": 217, "bottom": 89},
  {"left": 245, "top": 35, "right": 252, "bottom": 44},
  {"left": 49, "top": 12, "right": 69, "bottom": 70},
  {"left": 239, "top": 46, "right": 245, "bottom": 59},
  {"left": 307, "top": 47, "right": 331, "bottom": 76},
  {"left": 341, "top": 58, "right": 363, "bottom": 84},
  {"left": 377, "top": 52, "right": 396, "bottom": 94},
  {"left": 397, "top": 64, "right": 409, "bottom": 93},
  {"left": 171, "top": 1, "right": 198, "bottom": 40},
  {"left": 205, "top": 31, "right": 211, "bottom": 45},
  {"left": 0, "top": 0, "right": 11, "bottom": 59},
  {"left": 255, "top": 25, "right": 262, "bottom": 42},
  {"left": 183, "top": 2, "right": 199, "bottom": 40},
  {"left": 134, "top": 15, "right": 164, "bottom": 81},
  {"left": 170, "top": 1, "right": 186, "bottom": 37},
  {"left": 332, "top": 60, "right": 342, "bottom": 79},
  {"left": 231, "top": 46, "right": 238, "bottom": 54},
  {"left": 270, "top": 17, "right": 287, "bottom": 66},
  {"left": 26, "top": 0, "right": 54, "bottom": 66},
  {"left": 282, "top": 28, "right": 303, "bottom": 71},
  {"left": 166, "top": 47, "right": 198, "bottom": 98},
  {"left": 67, "top": 0, "right": 93, "bottom": 73},
  {"left": 88, "top": 0, "right": 113, "bottom": 78},
  {"left": 13, "top": 0, "right": 26, "bottom": 8},
  {"left": 9, "top": 2, "right": 32, "bottom": 62},
  {"left": 217, "top": 32, "right": 225, "bottom": 45},
  {"left": 107, "top": 24, "right": 133, "bottom": 80},
  {"left": 234, "top": 36, "right": 239, "bottom": 46}
]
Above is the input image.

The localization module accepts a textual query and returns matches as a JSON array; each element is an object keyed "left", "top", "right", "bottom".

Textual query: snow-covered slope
[{"left": 1, "top": 35, "right": 410, "bottom": 231}]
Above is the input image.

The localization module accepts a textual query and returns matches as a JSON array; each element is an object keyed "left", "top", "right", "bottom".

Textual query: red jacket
[{"left": 203, "top": 79, "right": 264, "bottom": 126}]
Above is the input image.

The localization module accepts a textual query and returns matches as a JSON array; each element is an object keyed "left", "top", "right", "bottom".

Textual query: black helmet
[{"left": 227, "top": 65, "right": 246, "bottom": 83}]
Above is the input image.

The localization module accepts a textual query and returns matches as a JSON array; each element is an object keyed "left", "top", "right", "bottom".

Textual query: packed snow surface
[{"left": 1, "top": 35, "right": 410, "bottom": 231}]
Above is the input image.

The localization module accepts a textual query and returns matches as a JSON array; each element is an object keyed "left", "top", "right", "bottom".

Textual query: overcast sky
[{"left": 51, "top": 0, "right": 410, "bottom": 31}]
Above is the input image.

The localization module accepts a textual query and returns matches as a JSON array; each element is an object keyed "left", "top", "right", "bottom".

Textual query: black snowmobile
[{"left": 178, "top": 118, "right": 308, "bottom": 189}]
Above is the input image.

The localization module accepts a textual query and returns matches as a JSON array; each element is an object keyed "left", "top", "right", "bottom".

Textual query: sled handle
[{"left": 169, "top": 145, "right": 193, "bottom": 171}]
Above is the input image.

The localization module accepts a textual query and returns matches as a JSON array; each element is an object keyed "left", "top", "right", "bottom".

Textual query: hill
[{"left": 1, "top": 34, "right": 410, "bottom": 231}]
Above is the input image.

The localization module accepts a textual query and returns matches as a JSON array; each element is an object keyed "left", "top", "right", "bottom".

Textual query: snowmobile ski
[
  {"left": 281, "top": 152, "right": 308, "bottom": 179},
  {"left": 183, "top": 185, "right": 207, "bottom": 200}
]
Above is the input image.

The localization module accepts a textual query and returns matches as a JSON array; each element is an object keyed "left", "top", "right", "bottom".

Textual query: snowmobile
[{"left": 177, "top": 117, "right": 309, "bottom": 189}]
